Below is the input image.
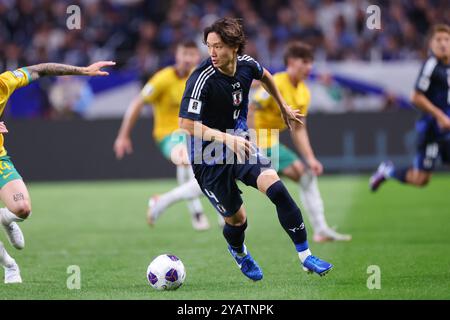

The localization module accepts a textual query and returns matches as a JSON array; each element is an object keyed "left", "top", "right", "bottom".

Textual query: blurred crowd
[
  {"left": 1, "top": 0, "right": 448, "bottom": 74},
  {"left": 0, "top": 0, "right": 448, "bottom": 118}
]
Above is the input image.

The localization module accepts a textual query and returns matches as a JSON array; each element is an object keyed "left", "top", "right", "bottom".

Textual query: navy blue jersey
[
  {"left": 414, "top": 55, "right": 450, "bottom": 140},
  {"left": 179, "top": 55, "right": 264, "bottom": 165}
]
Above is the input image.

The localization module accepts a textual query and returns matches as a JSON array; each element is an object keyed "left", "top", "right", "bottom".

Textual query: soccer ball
[{"left": 146, "top": 254, "right": 186, "bottom": 290}]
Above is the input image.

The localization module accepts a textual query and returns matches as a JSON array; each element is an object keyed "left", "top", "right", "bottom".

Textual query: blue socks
[
  {"left": 223, "top": 181, "right": 310, "bottom": 256},
  {"left": 266, "top": 180, "right": 308, "bottom": 250},
  {"left": 389, "top": 166, "right": 408, "bottom": 183},
  {"left": 223, "top": 219, "right": 247, "bottom": 254}
]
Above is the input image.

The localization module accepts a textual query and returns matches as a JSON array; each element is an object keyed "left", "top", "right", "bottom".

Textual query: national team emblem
[{"left": 232, "top": 89, "right": 243, "bottom": 106}]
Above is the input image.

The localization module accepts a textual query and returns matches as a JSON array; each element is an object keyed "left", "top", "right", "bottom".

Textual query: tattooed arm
[{"left": 26, "top": 61, "right": 116, "bottom": 81}]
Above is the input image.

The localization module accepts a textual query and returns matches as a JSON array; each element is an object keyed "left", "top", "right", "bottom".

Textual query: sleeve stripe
[
  {"left": 417, "top": 57, "right": 437, "bottom": 91},
  {"left": 421, "top": 57, "right": 438, "bottom": 78},
  {"left": 192, "top": 66, "right": 213, "bottom": 99},
  {"left": 193, "top": 68, "right": 215, "bottom": 99},
  {"left": 238, "top": 55, "right": 253, "bottom": 62}
]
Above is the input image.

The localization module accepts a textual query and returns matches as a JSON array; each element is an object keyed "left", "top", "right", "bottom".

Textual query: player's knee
[
  {"left": 417, "top": 175, "right": 430, "bottom": 187},
  {"left": 411, "top": 172, "right": 430, "bottom": 187},
  {"left": 224, "top": 217, "right": 246, "bottom": 227},
  {"left": 11, "top": 201, "right": 31, "bottom": 219},
  {"left": 224, "top": 210, "right": 246, "bottom": 226},
  {"left": 257, "top": 169, "right": 280, "bottom": 193}
]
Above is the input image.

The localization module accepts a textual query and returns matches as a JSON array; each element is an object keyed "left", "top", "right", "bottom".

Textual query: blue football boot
[
  {"left": 302, "top": 255, "right": 333, "bottom": 277},
  {"left": 228, "top": 245, "right": 263, "bottom": 281}
]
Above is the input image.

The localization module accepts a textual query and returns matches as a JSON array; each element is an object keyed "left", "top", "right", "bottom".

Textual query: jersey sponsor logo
[
  {"left": 12, "top": 70, "right": 24, "bottom": 78},
  {"left": 188, "top": 98, "right": 202, "bottom": 114},
  {"left": 2, "top": 172, "right": 13, "bottom": 180},
  {"left": 232, "top": 89, "right": 243, "bottom": 106}
]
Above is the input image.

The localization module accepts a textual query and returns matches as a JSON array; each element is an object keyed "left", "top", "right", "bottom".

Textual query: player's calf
[
  {"left": 0, "top": 180, "right": 32, "bottom": 219},
  {"left": 262, "top": 175, "right": 333, "bottom": 276}
]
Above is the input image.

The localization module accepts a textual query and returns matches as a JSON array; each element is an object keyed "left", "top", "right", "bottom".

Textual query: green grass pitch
[{"left": 1, "top": 174, "right": 450, "bottom": 299}]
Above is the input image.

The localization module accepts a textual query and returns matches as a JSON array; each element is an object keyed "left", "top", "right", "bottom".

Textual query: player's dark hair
[
  {"left": 283, "top": 41, "right": 314, "bottom": 66},
  {"left": 178, "top": 40, "right": 199, "bottom": 49},
  {"left": 203, "top": 18, "right": 246, "bottom": 55}
]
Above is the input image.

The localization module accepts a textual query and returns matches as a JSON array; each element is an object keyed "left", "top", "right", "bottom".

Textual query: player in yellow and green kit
[
  {"left": 0, "top": 61, "right": 115, "bottom": 283},
  {"left": 250, "top": 42, "right": 351, "bottom": 243},
  {"left": 114, "top": 40, "right": 224, "bottom": 230}
]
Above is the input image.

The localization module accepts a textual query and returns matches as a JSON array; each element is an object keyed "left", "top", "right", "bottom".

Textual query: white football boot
[
  {"left": 2, "top": 222, "right": 25, "bottom": 250},
  {"left": 313, "top": 227, "right": 352, "bottom": 243},
  {"left": 4, "top": 261, "right": 22, "bottom": 284},
  {"left": 191, "top": 212, "right": 210, "bottom": 231},
  {"left": 147, "top": 196, "right": 162, "bottom": 226}
]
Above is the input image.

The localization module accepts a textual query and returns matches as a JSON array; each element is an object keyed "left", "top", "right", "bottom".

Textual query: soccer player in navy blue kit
[
  {"left": 179, "top": 18, "right": 332, "bottom": 280},
  {"left": 371, "top": 24, "right": 450, "bottom": 191}
]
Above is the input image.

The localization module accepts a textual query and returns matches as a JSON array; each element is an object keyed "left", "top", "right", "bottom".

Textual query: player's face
[
  {"left": 288, "top": 57, "right": 313, "bottom": 80},
  {"left": 176, "top": 46, "right": 201, "bottom": 74},
  {"left": 430, "top": 32, "right": 450, "bottom": 60},
  {"left": 206, "top": 32, "right": 237, "bottom": 69}
]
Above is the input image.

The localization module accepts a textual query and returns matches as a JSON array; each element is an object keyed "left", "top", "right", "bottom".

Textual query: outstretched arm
[
  {"left": 290, "top": 120, "right": 323, "bottom": 175},
  {"left": 113, "top": 95, "right": 147, "bottom": 159},
  {"left": 26, "top": 61, "right": 116, "bottom": 81}
]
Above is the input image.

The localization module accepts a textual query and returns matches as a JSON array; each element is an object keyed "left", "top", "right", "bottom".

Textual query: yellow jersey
[
  {"left": 0, "top": 68, "right": 31, "bottom": 157},
  {"left": 141, "top": 66, "right": 189, "bottom": 142},
  {"left": 252, "top": 72, "right": 311, "bottom": 148}
]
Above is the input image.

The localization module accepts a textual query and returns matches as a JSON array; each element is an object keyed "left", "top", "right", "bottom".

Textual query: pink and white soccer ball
[{"left": 146, "top": 254, "right": 186, "bottom": 290}]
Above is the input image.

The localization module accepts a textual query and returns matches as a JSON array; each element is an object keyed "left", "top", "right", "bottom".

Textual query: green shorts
[
  {"left": 0, "top": 156, "right": 22, "bottom": 188},
  {"left": 261, "top": 143, "right": 299, "bottom": 172},
  {"left": 157, "top": 132, "right": 188, "bottom": 161}
]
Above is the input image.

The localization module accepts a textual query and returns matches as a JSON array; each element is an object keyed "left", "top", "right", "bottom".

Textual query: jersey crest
[{"left": 232, "top": 89, "right": 243, "bottom": 106}]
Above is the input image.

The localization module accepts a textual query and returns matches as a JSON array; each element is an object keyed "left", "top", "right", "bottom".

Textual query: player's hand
[
  {"left": 225, "top": 134, "right": 255, "bottom": 162},
  {"left": 437, "top": 113, "right": 450, "bottom": 131},
  {"left": 0, "top": 122, "right": 8, "bottom": 134},
  {"left": 114, "top": 136, "right": 133, "bottom": 159},
  {"left": 307, "top": 158, "right": 323, "bottom": 176},
  {"left": 281, "top": 105, "right": 304, "bottom": 130},
  {"left": 83, "top": 61, "right": 116, "bottom": 76}
]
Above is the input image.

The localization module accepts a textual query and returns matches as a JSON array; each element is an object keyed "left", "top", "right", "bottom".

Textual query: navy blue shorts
[
  {"left": 414, "top": 126, "right": 450, "bottom": 171},
  {"left": 192, "top": 157, "right": 272, "bottom": 217}
]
